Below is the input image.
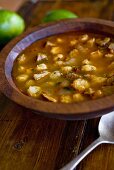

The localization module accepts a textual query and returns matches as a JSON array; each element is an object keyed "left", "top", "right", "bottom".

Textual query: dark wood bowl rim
[{"left": 1, "top": 18, "right": 114, "bottom": 120}]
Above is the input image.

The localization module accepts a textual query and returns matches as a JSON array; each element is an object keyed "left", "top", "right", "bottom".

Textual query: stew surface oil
[{"left": 12, "top": 32, "right": 114, "bottom": 103}]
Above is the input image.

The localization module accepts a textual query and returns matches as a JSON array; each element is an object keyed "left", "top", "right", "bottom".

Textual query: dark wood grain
[
  {"left": 0, "top": 0, "right": 114, "bottom": 170},
  {"left": 24, "top": 0, "right": 114, "bottom": 27}
]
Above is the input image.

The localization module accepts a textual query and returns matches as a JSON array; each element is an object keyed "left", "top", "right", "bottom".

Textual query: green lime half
[
  {"left": 0, "top": 9, "right": 25, "bottom": 45},
  {"left": 42, "top": 9, "right": 78, "bottom": 23}
]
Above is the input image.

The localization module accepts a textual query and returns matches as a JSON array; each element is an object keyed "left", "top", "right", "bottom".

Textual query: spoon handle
[{"left": 60, "top": 137, "right": 105, "bottom": 170}]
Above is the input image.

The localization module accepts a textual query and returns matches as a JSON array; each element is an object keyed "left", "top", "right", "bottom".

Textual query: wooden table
[
  {"left": 0, "top": 0, "right": 114, "bottom": 170},
  {"left": 0, "top": 0, "right": 26, "bottom": 11}
]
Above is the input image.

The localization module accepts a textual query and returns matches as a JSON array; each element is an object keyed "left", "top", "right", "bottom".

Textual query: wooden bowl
[{"left": 1, "top": 18, "right": 114, "bottom": 120}]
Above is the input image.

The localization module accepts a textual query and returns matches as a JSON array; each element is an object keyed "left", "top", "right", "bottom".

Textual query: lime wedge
[
  {"left": 42, "top": 9, "right": 78, "bottom": 23},
  {"left": 0, "top": 9, "right": 25, "bottom": 45}
]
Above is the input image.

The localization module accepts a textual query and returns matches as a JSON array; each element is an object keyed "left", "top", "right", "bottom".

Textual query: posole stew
[{"left": 12, "top": 32, "right": 114, "bottom": 103}]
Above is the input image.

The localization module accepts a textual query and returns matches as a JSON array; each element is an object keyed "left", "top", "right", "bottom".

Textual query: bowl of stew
[{"left": 1, "top": 18, "right": 114, "bottom": 119}]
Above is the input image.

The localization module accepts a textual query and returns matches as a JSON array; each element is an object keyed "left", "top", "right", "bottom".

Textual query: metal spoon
[{"left": 60, "top": 111, "right": 114, "bottom": 170}]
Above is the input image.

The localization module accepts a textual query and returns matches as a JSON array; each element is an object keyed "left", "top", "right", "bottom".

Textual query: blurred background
[{"left": 0, "top": 0, "right": 26, "bottom": 10}]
